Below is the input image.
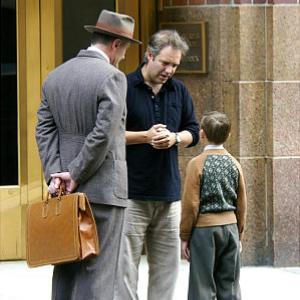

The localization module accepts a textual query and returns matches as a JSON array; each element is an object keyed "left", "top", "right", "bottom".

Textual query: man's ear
[
  {"left": 112, "top": 39, "right": 122, "bottom": 49},
  {"left": 147, "top": 50, "right": 154, "bottom": 61},
  {"left": 200, "top": 129, "right": 206, "bottom": 139}
]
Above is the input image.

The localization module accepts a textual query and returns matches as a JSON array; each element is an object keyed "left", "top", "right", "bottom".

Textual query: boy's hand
[
  {"left": 181, "top": 240, "right": 190, "bottom": 262},
  {"left": 240, "top": 241, "right": 243, "bottom": 253}
]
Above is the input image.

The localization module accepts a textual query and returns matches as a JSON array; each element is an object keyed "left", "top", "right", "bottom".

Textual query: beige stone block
[
  {"left": 220, "top": 7, "right": 240, "bottom": 81},
  {"left": 177, "top": 76, "right": 207, "bottom": 117},
  {"left": 266, "top": 82, "right": 274, "bottom": 156},
  {"left": 239, "top": 83, "right": 266, "bottom": 156},
  {"left": 267, "top": 82, "right": 300, "bottom": 156},
  {"left": 222, "top": 82, "right": 240, "bottom": 156},
  {"left": 186, "top": 7, "right": 222, "bottom": 81},
  {"left": 239, "top": 7, "right": 266, "bottom": 81},
  {"left": 272, "top": 158, "right": 300, "bottom": 267},
  {"left": 240, "top": 158, "right": 272, "bottom": 265},
  {"left": 268, "top": 6, "right": 300, "bottom": 81},
  {"left": 178, "top": 76, "right": 224, "bottom": 119},
  {"left": 266, "top": 7, "right": 274, "bottom": 81},
  {"left": 159, "top": 7, "right": 189, "bottom": 23}
]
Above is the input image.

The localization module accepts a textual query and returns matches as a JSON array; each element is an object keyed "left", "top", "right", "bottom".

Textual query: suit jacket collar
[
  {"left": 87, "top": 46, "right": 110, "bottom": 63},
  {"left": 77, "top": 49, "right": 109, "bottom": 63}
]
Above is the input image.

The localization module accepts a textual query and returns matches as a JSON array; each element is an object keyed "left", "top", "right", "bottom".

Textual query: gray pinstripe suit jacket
[{"left": 36, "top": 49, "right": 128, "bottom": 207}]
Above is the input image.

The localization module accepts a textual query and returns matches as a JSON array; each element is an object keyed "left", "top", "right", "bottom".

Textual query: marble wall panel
[
  {"left": 240, "top": 158, "right": 272, "bottom": 265},
  {"left": 222, "top": 82, "right": 240, "bottom": 156},
  {"left": 266, "top": 82, "right": 274, "bottom": 157},
  {"left": 187, "top": 7, "right": 222, "bottom": 81},
  {"left": 239, "top": 83, "right": 266, "bottom": 157},
  {"left": 272, "top": 158, "right": 300, "bottom": 266},
  {"left": 176, "top": 75, "right": 209, "bottom": 117},
  {"left": 270, "top": 6, "right": 300, "bottom": 81},
  {"left": 239, "top": 7, "right": 266, "bottom": 81},
  {"left": 159, "top": 6, "right": 189, "bottom": 23},
  {"left": 267, "top": 82, "right": 300, "bottom": 156},
  {"left": 219, "top": 7, "right": 240, "bottom": 82},
  {"left": 266, "top": 7, "right": 274, "bottom": 81}
]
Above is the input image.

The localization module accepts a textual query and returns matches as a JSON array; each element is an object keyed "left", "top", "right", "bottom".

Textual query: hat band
[{"left": 95, "top": 22, "right": 133, "bottom": 39}]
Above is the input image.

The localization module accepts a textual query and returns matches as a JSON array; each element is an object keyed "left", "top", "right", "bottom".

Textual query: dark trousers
[
  {"left": 51, "top": 203, "right": 126, "bottom": 300},
  {"left": 188, "top": 224, "right": 241, "bottom": 300}
]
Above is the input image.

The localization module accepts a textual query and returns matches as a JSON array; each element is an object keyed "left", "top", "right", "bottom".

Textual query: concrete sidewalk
[{"left": 0, "top": 257, "right": 299, "bottom": 300}]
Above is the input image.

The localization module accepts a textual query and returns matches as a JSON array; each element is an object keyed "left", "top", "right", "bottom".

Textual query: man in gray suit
[{"left": 35, "top": 10, "right": 141, "bottom": 300}]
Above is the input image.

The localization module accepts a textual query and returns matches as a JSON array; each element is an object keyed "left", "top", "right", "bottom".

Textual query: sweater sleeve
[
  {"left": 235, "top": 163, "right": 247, "bottom": 240},
  {"left": 180, "top": 157, "right": 201, "bottom": 241}
]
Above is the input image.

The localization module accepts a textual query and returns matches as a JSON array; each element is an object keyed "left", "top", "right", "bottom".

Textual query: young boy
[{"left": 180, "top": 111, "right": 247, "bottom": 300}]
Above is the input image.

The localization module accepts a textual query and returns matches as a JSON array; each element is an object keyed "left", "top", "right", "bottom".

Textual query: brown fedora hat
[{"left": 84, "top": 9, "right": 141, "bottom": 44}]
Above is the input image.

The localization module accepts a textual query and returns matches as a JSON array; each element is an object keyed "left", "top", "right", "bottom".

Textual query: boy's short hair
[{"left": 200, "top": 111, "right": 231, "bottom": 144}]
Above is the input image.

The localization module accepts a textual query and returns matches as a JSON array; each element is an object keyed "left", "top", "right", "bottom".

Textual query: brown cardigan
[{"left": 180, "top": 149, "right": 247, "bottom": 241}]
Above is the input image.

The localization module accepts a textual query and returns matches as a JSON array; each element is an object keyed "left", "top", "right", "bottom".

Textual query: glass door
[
  {"left": 0, "top": 0, "right": 23, "bottom": 260},
  {"left": 0, "top": 0, "right": 59, "bottom": 260},
  {"left": 1, "top": 0, "right": 18, "bottom": 186}
]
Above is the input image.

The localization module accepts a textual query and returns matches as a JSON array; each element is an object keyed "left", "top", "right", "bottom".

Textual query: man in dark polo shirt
[{"left": 122, "top": 30, "right": 199, "bottom": 300}]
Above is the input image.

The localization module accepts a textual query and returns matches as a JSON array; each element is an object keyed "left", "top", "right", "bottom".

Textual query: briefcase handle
[{"left": 42, "top": 186, "right": 65, "bottom": 218}]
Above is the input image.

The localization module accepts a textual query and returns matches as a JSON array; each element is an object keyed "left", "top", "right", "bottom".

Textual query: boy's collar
[{"left": 204, "top": 144, "right": 224, "bottom": 151}]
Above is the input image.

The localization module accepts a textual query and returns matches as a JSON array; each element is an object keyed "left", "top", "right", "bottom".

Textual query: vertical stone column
[
  {"left": 223, "top": 3, "right": 300, "bottom": 266},
  {"left": 266, "top": 6, "right": 300, "bottom": 267},
  {"left": 234, "top": 6, "right": 273, "bottom": 266}
]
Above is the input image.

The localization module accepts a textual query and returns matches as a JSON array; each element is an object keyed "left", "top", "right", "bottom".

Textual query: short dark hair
[
  {"left": 90, "top": 32, "right": 129, "bottom": 46},
  {"left": 144, "top": 30, "right": 189, "bottom": 62},
  {"left": 200, "top": 111, "right": 231, "bottom": 144}
]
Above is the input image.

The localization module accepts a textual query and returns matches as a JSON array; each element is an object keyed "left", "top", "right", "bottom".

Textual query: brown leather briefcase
[{"left": 26, "top": 190, "right": 100, "bottom": 267}]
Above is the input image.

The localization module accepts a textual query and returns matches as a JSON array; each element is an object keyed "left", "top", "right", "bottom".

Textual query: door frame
[
  {"left": 0, "top": 0, "right": 62, "bottom": 260},
  {"left": 0, "top": 0, "right": 156, "bottom": 260}
]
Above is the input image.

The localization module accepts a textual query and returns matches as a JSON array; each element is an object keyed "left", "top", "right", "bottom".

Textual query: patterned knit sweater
[{"left": 180, "top": 148, "right": 247, "bottom": 241}]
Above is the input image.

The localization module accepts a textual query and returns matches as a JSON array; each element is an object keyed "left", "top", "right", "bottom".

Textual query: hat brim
[{"left": 84, "top": 25, "right": 142, "bottom": 44}]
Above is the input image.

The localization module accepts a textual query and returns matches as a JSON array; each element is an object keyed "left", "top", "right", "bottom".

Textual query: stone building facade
[{"left": 159, "top": 0, "right": 300, "bottom": 266}]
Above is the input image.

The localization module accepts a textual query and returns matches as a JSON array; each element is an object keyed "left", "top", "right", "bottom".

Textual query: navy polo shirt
[{"left": 126, "top": 66, "right": 200, "bottom": 202}]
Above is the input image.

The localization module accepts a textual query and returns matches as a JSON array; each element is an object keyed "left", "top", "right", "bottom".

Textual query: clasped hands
[
  {"left": 48, "top": 172, "right": 78, "bottom": 195},
  {"left": 147, "top": 124, "right": 176, "bottom": 149}
]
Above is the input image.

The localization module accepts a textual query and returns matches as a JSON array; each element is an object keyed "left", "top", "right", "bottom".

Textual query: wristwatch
[{"left": 175, "top": 132, "right": 181, "bottom": 145}]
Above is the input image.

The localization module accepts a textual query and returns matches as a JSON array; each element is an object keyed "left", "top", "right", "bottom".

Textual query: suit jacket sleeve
[
  {"left": 36, "top": 85, "right": 62, "bottom": 183},
  {"left": 67, "top": 71, "right": 127, "bottom": 184}
]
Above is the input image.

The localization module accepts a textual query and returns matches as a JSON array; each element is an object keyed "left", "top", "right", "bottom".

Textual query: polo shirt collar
[{"left": 132, "top": 63, "right": 175, "bottom": 91}]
